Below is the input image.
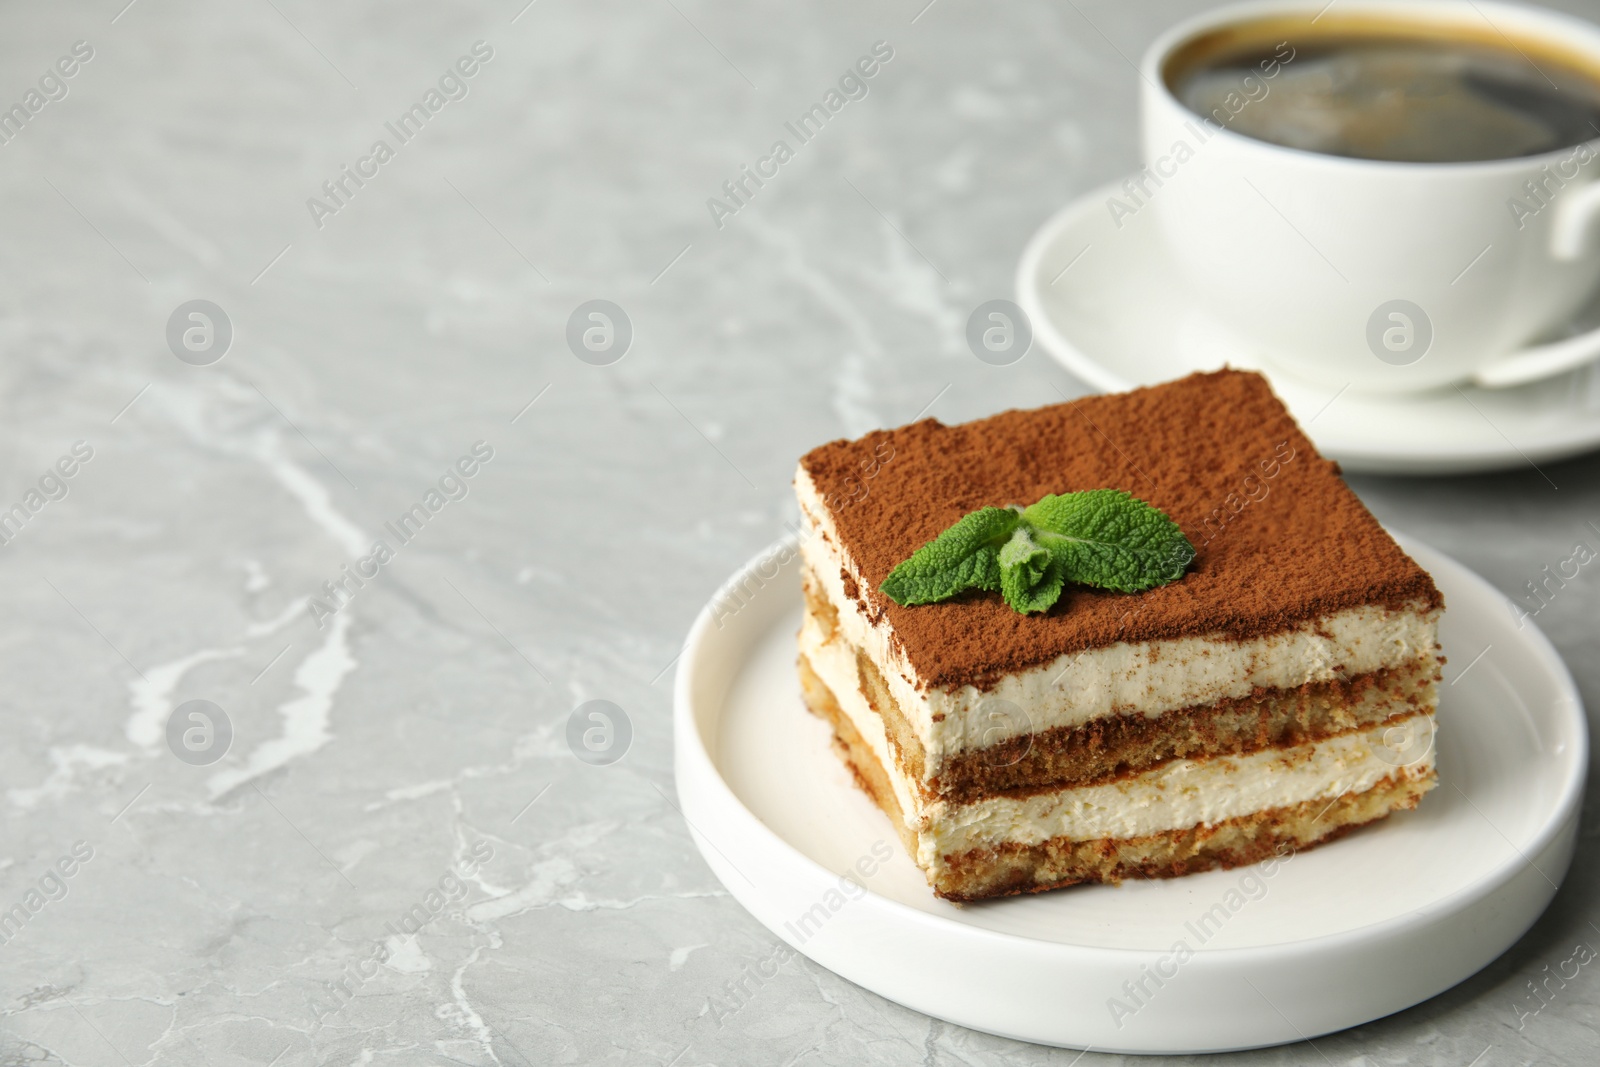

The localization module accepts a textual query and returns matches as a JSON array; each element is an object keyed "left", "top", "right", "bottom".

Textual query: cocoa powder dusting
[
  {"left": 839, "top": 568, "right": 860, "bottom": 606},
  {"left": 797, "top": 370, "right": 1442, "bottom": 689}
]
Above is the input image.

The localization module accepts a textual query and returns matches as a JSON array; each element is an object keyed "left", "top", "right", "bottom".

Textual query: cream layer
[
  {"left": 799, "top": 611, "right": 1436, "bottom": 870},
  {"left": 795, "top": 465, "right": 1440, "bottom": 772}
]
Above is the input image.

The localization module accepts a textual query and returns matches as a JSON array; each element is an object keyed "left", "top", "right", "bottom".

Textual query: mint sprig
[{"left": 878, "top": 490, "right": 1194, "bottom": 615}]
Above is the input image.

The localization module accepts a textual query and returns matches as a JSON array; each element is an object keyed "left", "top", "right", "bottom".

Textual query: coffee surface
[{"left": 1178, "top": 36, "right": 1600, "bottom": 162}]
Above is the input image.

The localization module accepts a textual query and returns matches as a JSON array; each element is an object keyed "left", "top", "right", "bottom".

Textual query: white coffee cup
[{"left": 1142, "top": 0, "right": 1600, "bottom": 393}]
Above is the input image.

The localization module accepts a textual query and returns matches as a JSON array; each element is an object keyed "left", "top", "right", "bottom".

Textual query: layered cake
[{"left": 794, "top": 370, "right": 1442, "bottom": 901}]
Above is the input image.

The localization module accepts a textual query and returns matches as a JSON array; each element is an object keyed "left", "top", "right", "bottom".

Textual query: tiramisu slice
[{"left": 795, "top": 370, "right": 1441, "bottom": 901}]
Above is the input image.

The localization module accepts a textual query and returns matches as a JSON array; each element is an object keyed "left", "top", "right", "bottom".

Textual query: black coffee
[{"left": 1174, "top": 32, "right": 1600, "bottom": 162}]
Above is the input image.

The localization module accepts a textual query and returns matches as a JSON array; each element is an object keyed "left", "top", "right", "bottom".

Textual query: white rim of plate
[{"left": 674, "top": 531, "right": 1588, "bottom": 1051}]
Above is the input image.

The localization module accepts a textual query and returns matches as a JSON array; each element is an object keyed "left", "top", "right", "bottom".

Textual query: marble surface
[{"left": 0, "top": 1, "right": 1596, "bottom": 1064}]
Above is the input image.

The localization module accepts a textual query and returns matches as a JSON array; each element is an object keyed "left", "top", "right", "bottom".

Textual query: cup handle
[
  {"left": 1473, "top": 181, "right": 1600, "bottom": 388},
  {"left": 1472, "top": 326, "right": 1600, "bottom": 387}
]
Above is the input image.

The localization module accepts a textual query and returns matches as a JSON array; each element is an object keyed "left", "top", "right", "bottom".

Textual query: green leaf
[
  {"left": 877, "top": 488, "right": 1193, "bottom": 615},
  {"left": 878, "top": 506, "right": 1018, "bottom": 606},
  {"left": 1022, "top": 489, "right": 1195, "bottom": 592},
  {"left": 997, "top": 526, "right": 1067, "bottom": 614}
]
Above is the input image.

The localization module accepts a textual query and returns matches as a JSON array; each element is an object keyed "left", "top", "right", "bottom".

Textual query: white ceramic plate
[
  {"left": 1015, "top": 177, "right": 1600, "bottom": 475},
  {"left": 674, "top": 534, "right": 1586, "bottom": 1054}
]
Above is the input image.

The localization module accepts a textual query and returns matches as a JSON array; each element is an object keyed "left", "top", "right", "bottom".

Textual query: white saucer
[
  {"left": 674, "top": 534, "right": 1586, "bottom": 1054},
  {"left": 1015, "top": 178, "right": 1600, "bottom": 475}
]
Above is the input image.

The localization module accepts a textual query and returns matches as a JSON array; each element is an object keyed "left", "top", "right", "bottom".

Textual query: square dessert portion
[{"left": 794, "top": 370, "right": 1442, "bottom": 901}]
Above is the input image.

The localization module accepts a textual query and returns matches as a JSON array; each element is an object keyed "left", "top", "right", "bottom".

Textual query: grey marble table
[{"left": 0, "top": 1, "right": 1595, "bottom": 1064}]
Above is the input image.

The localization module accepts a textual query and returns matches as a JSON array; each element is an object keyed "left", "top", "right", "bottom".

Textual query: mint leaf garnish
[
  {"left": 998, "top": 525, "right": 1065, "bottom": 614},
  {"left": 1022, "top": 490, "right": 1195, "bottom": 593},
  {"left": 877, "top": 505, "right": 1017, "bottom": 606},
  {"left": 879, "top": 489, "right": 1193, "bottom": 615}
]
